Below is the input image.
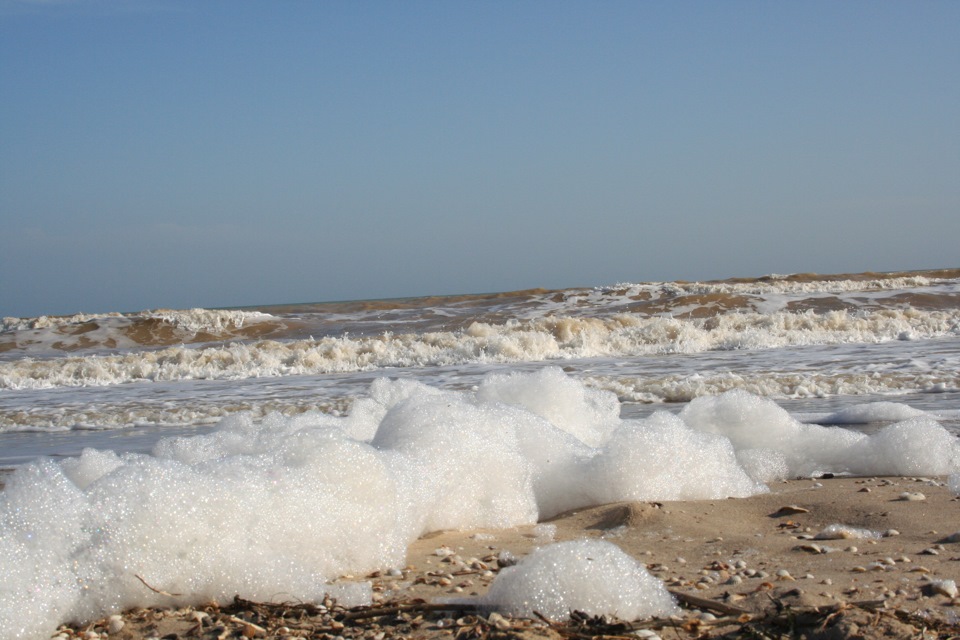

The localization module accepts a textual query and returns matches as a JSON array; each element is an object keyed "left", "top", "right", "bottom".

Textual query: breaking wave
[{"left": 2, "top": 307, "right": 958, "bottom": 391}]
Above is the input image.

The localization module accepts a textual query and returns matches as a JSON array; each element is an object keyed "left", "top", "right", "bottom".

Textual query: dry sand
[{"left": 50, "top": 476, "right": 960, "bottom": 639}]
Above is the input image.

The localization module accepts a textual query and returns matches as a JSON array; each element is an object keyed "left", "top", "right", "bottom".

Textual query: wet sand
[{"left": 48, "top": 476, "right": 960, "bottom": 639}]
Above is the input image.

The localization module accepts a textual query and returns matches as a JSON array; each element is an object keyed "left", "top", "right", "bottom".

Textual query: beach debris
[
  {"left": 939, "top": 532, "right": 960, "bottom": 543},
  {"left": 814, "top": 524, "right": 883, "bottom": 540}
]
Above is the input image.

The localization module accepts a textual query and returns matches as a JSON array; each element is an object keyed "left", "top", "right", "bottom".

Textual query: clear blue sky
[{"left": 2, "top": 1, "right": 958, "bottom": 317}]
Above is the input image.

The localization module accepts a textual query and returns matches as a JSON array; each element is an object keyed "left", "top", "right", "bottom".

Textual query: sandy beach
[{"left": 46, "top": 475, "right": 960, "bottom": 639}]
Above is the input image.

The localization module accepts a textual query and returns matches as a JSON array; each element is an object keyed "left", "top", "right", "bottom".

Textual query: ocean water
[{"left": 2, "top": 269, "right": 960, "bottom": 638}]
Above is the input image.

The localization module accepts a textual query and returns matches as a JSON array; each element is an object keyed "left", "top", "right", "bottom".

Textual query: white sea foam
[
  {"left": 681, "top": 391, "right": 960, "bottom": 479},
  {"left": 818, "top": 402, "right": 929, "bottom": 424},
  {"left": 477, "top": 540, "right": 678, "bottom": 621},
  {"left": 1, "top": 369, "right": 958, "bottom": 639}
]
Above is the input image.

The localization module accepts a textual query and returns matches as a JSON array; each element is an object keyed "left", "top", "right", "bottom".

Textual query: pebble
[
  {"left": 775, "top": 569, "right": 794, "bottom": 581},
  {"left": 884, "top": 529, "right": 900, "bottom": 537},
  {"left": 943, "top": 532, "right": 960, "bottom": 543}
]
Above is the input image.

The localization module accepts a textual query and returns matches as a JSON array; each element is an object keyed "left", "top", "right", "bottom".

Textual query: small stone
[
  {"left": 775, "top": 569, "right": 794, "bottom": 581},
  {"left": 883, "top": 529, "right": 900, "bottom": 537},
  {"left": 941, "top": 532, "right": 960, "bottom": 543}
]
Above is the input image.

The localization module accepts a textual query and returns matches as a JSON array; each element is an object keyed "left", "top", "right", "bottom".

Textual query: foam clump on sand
[
  {"left": 949, "top": 474, "right": 960, "bottom": 496},
  {"left": 1, "top": 368, "right": 959, "bottom": 639},
  {"left": 820, "top": 402, "right": 929, "bottom": 424},
  {"left": 681, "top": 390, "right": 960, "bottom": 480},
  {"left": 814, "top": 524, "right": 883, "bottom": 540},
  {"left": 479, "top": 540, "right": 678, "bottom": 621}
]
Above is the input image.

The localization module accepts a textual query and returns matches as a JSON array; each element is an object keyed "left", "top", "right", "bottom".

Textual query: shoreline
[{"left": 46, "top": 476, "right": 960, "bottom": 639}]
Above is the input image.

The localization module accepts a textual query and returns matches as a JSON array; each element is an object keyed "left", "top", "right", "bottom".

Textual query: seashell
[
  {"left": 772, "top": 505, "right": 810, "bottom": 517},
  {"left": 487, "top": 612, "right": 511, "bottom": 630},
  {"left": 107, "top": 616, "right": 125, "bottom": 634},
  {"left": 931, "top": 580, "right": 959, "bottom": 598}
]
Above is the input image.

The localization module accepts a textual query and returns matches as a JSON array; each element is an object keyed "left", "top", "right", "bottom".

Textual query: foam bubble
[{"left": 478, "top": 540, "right": 678, "bottom": 621}]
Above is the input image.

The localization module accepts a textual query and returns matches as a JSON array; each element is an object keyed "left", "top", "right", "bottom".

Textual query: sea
[
  {"left": 3, "top": 268, "right": 960, "bottom": 466},
  {"left": 2, "top": 268, "right": 960, "bottom": 638}
]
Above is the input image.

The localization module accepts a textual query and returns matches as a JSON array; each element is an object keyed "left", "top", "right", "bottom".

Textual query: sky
[{"left": 1, "top": 1, "right": 959, "bottom": 318}]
